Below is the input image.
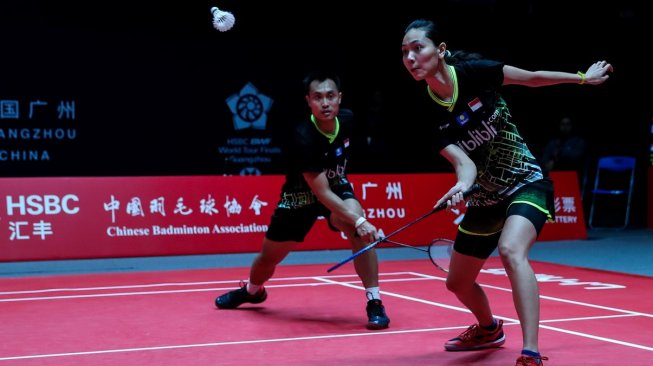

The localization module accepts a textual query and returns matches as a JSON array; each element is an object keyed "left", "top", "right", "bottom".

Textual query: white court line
[
  {"left": 0, "top": 273, "right": 434, "bottom": 302},
  {"left": 1, "top": 271, "right": 651, "bottom": 319},
  {"left": 0, "top": 278, "right": 431, "bottom": 303},
  {"left": 539, "top": 323, "right": 653, "bottom": 351},
  {"left": 0, "top": 324, "right": 475, "bottom": 361},
  {"left": 312, "top": 274, "right": 653, "bottom": 352},
  {"left": 541, "top": 313, "right": 639, "bottom": 323},
  {"left": 408, "top": 272, "right": 653, "bottom": 318},
  {"left": 314, "top": 276, "right": 472, "bottom": 313},
  {"left": 0, "top": 272, "right": 419, "bottom": 295},
  {"left": 0, "top": 299, "right": 650, "bottom": 361},
  {"left": 1, "top": 271, "right": 651, "bottom": 361}
]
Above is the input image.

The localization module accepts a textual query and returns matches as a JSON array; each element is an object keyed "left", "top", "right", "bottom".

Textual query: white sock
[
  {"left": 247, "top": 282, "right": 262, "bottom": 295},
  {"left": 365, "top": 287, "right": 381, "bottom": 301}
]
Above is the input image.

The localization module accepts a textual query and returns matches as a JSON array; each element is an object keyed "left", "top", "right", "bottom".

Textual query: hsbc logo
[{"left": 5, "top": 194, "right": 80, "bottom": 216}]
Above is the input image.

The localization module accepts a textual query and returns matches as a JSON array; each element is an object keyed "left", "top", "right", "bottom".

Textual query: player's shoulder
[
  {"left": 292, "top": 118, "right": 319, "bottom": 147},
  {"left": 338, "top": 108, "right": 354, "bottom": 123},
  {"left": 458, "top": 58, "right": 503, "bottom": 70},
  {"left": 339, "top": 108, "right": 353, "bottom": 118},
  {"left": 293, "top": 116, "right": 313, "bottom": 134},
  {"left": 456, "top": 58, "right": 504, "bottom": 79}
]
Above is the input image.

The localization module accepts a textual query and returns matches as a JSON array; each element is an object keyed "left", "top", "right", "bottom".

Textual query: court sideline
[
  {"left": 1, "top": 228, "right": 651, "bottom": 366},
  {"left": 0, "top": 228, "right": 651, "bottom": 278},
  {"left": 1, "top": 254, "right": 651, "bottom": 366}
]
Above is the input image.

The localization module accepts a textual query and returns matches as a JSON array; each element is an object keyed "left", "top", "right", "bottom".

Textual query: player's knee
[
  {"left": 497, "top": 244, "right": 527, "bottom": 273},
  {"left": 445, "top": 277, "right": 466, "bottom": 293},
  {"left": 350, "top": 239, "right": 371, "bottom": 253}
]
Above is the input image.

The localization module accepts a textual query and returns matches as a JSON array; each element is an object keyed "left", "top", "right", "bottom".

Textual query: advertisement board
[{"left": 0, "top": 172, "right": 585, "bottom": 261}]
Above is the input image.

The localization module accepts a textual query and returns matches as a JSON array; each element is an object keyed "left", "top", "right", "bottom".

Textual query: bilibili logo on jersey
[
  {"left": 324, "top": 160, "right": 347, "bottom": 179},
  {"left": 455, "top": 120, "right": 498, "bottom": 153}
]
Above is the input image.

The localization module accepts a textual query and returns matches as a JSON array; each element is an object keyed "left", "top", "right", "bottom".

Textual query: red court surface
[{"left": 1, "top": 258, "right": 651, "bottom": 365}]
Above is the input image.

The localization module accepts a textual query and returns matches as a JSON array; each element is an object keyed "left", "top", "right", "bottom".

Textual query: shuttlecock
[{"left": 211, "top": 6, "right": 235, "bottom": 32}]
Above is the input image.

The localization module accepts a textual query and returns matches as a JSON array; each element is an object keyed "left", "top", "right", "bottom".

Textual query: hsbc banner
[{"left": 0, "top": 172, "right": 585, "bottom": 262}]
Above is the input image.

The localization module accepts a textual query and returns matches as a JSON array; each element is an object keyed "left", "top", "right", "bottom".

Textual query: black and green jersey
[
  {"left": 277, "top": 109, "right": 354, "bottom": 209},
  {"left": 429, "top": 59, "right": 543, "bottom": 206}
]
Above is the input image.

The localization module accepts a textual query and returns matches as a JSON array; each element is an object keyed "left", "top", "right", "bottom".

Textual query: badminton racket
[
  {"left": 326, "top": 183, "right": 480, "bottom": 272},
  {"left": 384, "top": 238, "right": 454, "bottom": 273}
]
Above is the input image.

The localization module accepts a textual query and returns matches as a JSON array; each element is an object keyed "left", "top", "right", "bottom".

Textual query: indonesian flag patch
[{"left": 468, "top": 97, "right": 482, "bottom": 112}]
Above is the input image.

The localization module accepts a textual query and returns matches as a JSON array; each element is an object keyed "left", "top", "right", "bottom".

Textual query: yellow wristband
[{"left": 577, "top": 71, "right": 586, "bottom": 85}]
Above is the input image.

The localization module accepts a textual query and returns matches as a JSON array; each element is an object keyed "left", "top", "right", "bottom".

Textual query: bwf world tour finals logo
[
  {"left": 219, "top": 82, "right": 281, "bottom": 175},
  {"left": 226, "top": 82, "right": 273, "bottom": 130}
]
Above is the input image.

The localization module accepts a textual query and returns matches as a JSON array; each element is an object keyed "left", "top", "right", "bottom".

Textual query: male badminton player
[{"left": 215, "top": 71, "right": 390, "bottom": 330}]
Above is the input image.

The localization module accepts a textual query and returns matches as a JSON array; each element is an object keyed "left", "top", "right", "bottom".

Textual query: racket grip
[
  {"left": 327, "top": 184, "right": 479, "bottom": 273},
  {"left": 326, "top": 239, "right": 380, "bottom": 272},
  {"left": 434, "top": 183, "right": 481, "bottom": 212}
]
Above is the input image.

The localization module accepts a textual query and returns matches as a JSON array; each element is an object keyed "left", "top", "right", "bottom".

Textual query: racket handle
[
  {"left": 433, "top": 183, "right": 481, "bottom": 212},
  {"left": 326, "top": 183, "right": 480, "bottom": 273},
  {"left": 327, "top": 206, "right": 438, "bottom": 272},
  {"left": 327, "top": 239, "right": 380, "bottom": 272}
]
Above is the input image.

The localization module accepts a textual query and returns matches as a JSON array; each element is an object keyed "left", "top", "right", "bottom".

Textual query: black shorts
[
  {"left": 454, "top": 178, "right": 555, "bottom": 259},
  {"left": 265, "top": 184, "right": 357, "bottom": 242}
]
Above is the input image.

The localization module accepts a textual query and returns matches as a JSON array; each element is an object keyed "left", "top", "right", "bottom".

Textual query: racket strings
[
  {"left": 383, "top": 239, "right": 429, "bottom": 252},
  {"left": 382, "top": 238, "right": 453, "bottom": 273},
  {"left": 428, "top": 238, "right": 453, "bottom": 273}
]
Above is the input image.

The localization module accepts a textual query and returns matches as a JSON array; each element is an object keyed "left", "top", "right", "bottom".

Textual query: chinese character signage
[
  {"left": 0, "top": 172, "right": 586, "bottom": 262},
  {"left": 0, "top": 99, "right": 77, "bottom": 167}
]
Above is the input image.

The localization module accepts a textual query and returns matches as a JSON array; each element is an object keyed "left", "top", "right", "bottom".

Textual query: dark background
[{"left": 1, "top": 1, "right": 650, "bottom": 222}]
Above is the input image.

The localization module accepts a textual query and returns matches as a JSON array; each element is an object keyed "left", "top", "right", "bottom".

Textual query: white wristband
[{"left": 355, "top": 217, "right": 367, "bottom": 228}]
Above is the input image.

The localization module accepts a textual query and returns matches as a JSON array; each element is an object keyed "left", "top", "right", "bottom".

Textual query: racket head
[{"left": 427, "top": 238, "right": 454, "bottom": 273}]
